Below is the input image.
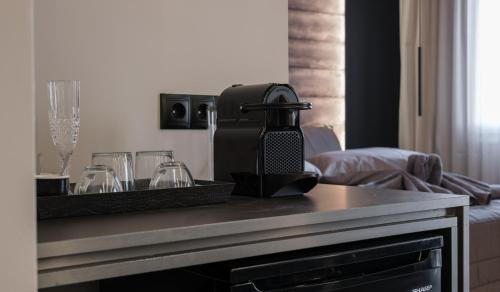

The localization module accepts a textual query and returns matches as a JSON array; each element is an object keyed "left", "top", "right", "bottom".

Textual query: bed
[{"left": 303, "top": 126, "right": 500, "bottom": 292}]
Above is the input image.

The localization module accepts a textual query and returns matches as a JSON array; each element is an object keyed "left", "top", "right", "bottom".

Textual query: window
[{"left": 476, "top": 0, "right": 500, "bottom": 127}]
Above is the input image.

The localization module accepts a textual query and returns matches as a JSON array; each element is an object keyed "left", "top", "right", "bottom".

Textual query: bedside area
[{"left": 38, "top": 184, "right": 469, "bottom": 291}]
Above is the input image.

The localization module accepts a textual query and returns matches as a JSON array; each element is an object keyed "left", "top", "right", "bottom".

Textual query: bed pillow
[
  {"left": 307, "top": 147, "right": 419, "bottom": 184},
  {"left": 304, "top": 161, "right": 322, "bottom": 176}
]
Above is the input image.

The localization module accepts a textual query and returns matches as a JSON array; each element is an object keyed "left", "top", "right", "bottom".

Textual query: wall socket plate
[
  {"left": 190, "top": 95, "right": 216, "bottom": 129},
  {"left": 160, "top": 94, "right": 190, "bottom": 129},
  {"left": 160, "top": 94, "right": 216, "bottom": 129}
]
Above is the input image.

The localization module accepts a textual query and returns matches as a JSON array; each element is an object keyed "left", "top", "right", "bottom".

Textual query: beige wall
[
  {"left": 0, "top": 0, "right": 37, "bottom": 291},
  {"left": 35, "top": 0, "right": 289, "bottom": 180}
]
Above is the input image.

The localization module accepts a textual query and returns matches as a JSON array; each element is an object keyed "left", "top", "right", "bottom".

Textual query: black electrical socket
[
  {"left": 190, "top": 95, "right": 216, "bottom": 129},
  {"left": 160, "top": 94, "right": 190, "bottom": 129}
]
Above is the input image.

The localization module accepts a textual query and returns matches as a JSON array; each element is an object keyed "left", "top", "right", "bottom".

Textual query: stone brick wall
[{"left": 289, "top": 0, "right": 345, "bottom": 147}]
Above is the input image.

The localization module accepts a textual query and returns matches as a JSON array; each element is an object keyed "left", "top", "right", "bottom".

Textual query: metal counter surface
[{"left": 38, "top": 184, "right": 469, "bottom": 290}]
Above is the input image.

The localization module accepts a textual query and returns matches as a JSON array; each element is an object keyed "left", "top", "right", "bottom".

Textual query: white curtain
[
  {"left": 472, "top": 0, "right": 500, "bottom": 183},
  {"left": 400, "top": 0, "right": 500, "bottom": 183}
]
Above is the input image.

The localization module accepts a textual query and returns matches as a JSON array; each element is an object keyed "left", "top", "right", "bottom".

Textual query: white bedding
[{"left": 307, "top": 147, "right": 418, "bottom": 184}]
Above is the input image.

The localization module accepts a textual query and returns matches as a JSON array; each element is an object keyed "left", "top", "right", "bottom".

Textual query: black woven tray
[{"left": 37, "top": 180, "right": 234, "bottom": 220}]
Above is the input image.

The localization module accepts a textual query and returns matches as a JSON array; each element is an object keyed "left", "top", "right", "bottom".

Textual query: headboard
[{"left": 302, "top": 126, "right": 342, "bottom": 159}]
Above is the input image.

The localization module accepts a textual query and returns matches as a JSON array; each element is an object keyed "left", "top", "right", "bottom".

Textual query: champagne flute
[{"left": 48, "top": 80, "right": 80, "bottom": 176}]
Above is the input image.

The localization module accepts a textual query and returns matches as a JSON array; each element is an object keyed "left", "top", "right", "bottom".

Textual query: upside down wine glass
[{"left": 48, "top": 80, "right": 80, "bottom": 176}]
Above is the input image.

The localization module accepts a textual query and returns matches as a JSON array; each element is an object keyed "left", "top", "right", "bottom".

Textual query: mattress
[{"left": 470, "top": 200, "right": 500, "bottom": 291}]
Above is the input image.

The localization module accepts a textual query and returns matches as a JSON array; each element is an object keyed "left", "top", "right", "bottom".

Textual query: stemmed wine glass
[{"left": 48, "top": 80, "right": 80, "bottom": 176}]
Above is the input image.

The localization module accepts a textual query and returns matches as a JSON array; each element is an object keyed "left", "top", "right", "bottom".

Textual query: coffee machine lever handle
[{"left": 240, "top": 102, "right": 312, "bottom": 113}]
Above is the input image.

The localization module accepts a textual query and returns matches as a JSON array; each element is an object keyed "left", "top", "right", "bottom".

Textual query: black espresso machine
[{"left": 214, "top": 83, "right": 319, "bottom": 197}]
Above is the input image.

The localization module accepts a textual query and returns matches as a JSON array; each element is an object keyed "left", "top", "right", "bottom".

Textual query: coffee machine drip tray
[{"left": 231, "top": 172, "right": 319, "bottom": 197}]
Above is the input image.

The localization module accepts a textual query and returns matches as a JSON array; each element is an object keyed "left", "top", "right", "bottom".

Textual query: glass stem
[
  {"left": 60, "top": 154, "right": 72, "bottom": 176},
  {"left": 207, "top": 106, "right": 217, "bottom": 181}
]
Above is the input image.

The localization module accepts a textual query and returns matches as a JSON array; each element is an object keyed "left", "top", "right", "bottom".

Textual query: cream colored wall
[
  {"left": 0, "top": 0, "right": 37, "bottom": 291},
  {"left": 35, "top": 0, "right": 288, "bottom": 181}
]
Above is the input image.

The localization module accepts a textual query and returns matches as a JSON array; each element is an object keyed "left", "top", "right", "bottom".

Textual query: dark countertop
[
  {"left": 37, "top": 184, "right": 469, "bottom": 289},
  {"left": 38, "top": 184, "right": 468, "bottom": 256}
]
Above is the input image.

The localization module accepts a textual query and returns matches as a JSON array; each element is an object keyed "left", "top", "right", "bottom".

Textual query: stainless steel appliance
[{"left": 186, "top": 235, "right": 444, "bottom": 291}]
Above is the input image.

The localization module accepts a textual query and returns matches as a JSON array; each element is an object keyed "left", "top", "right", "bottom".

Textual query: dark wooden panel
[
  {"left": 289, "top": 10, "right": 344, "bottom": 43},
  {"left": 289, "top": 0, "right": 345, "bottom": 15},
  {"left": 301, "top": 97, "right": 344, "bottom": 126},
  {"left": 289, "top": 39, "right": 344, "bottom": 70},
  {"left": 290, "top": 68, "right": 344, "bottom": 98}
]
